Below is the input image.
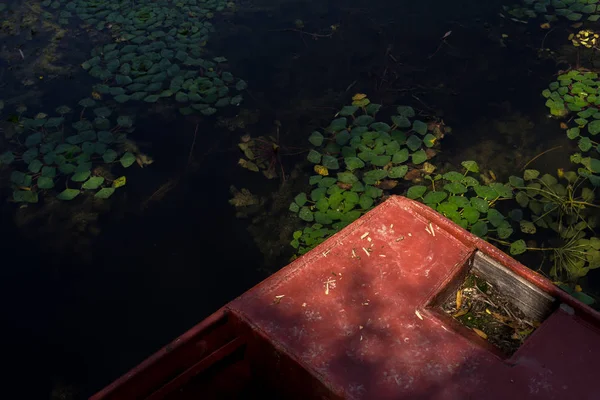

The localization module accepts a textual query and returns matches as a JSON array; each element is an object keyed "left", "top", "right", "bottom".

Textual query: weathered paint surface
[
  {"left": 91, "top": 196, "right": 600, "bottom": 400},
  {"left": 228, "top": 196, "right": 600, "bottom": 399}
]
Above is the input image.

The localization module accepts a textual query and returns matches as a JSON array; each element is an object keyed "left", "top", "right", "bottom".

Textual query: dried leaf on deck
[
  {"left": 456, "top": 289, "right": 463, "bottom": 309},
  {"left": 472, "top": 328, "right": 488, "bottom": 339}
]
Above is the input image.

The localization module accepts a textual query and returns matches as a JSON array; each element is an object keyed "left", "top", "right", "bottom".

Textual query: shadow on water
[
  {"left": 0, "top": 0, "right": 596, "bottom": 398},
  {"left": 2, "top": 117, "right": 267, "bottom": 398}
]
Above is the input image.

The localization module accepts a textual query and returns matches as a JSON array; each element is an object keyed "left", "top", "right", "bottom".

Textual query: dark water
[{"left": 0, "top": 0, "right": 589, "bottom": 398}]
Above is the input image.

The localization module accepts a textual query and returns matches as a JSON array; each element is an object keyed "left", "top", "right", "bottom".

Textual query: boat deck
[{"left": 92, "top": 196, "right": 600, "bottom": 400}]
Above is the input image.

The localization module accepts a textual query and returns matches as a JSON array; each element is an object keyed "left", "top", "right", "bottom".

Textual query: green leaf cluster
[
  {"left": 406, "top": 161, "right": 514, "bottom": 239},
  {"left": 289, "top": 96, "right": 445, "bottom": 254},
  {"left": 508, "top": 169, "right": 596, "bottom": 235},
  {"left": 290, "top": 224, "right": 337, "bottom": 256},
  {"left": 42, "top": 0, "right": 244, "bottom": 116},
  {"left": 0, "top": 102, "right": 136, "bottom": 203},
  {"left": 504, "top": 0, "right": 600, "bottom": 23}
]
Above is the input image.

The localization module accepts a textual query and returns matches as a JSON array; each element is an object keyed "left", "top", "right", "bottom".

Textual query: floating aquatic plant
[
  {"left": 42, "top": 0, "right": 246, "bottom": 115},
  {"left": 406, "top": 161, "right": 515, "bottom": 239},
  {"left": 0, "top": 101, "right": 139, "bottom": 203},
  {"left": 289, "top": 94, "right": 445, "bottom": 254},
  {"left": 541, "top": 69, "right": 600, "bottom": 185},
  {"left": 505, "top": 0, "right": 600, "bottom": 23}
]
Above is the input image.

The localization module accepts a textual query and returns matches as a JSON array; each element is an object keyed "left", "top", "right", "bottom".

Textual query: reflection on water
[{"left": 0, "top": 0, "right": 599, "bottom": 397}]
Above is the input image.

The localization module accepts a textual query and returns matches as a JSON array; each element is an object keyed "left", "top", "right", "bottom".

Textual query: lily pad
[
  {"left": 82, "top": 176, "right": 105, "bottom": 190},
  {"left": 0, "top": 151, "right": 15, "bottom": 165},
  {"left": 25, "top": 132, "right": 43, "bottom": 147},
  {"left": 56, "top": 188, "right": 80, "bottom": 200},
  {"left": 117, "top": 115, "right": 133, "bottom": 128},
  {"left": 94, "top": 107, "right": 112, "bottom": 118},
  {"left": 28, "top": 159, "right": 43, "bottom": 173},
  {"left": 406, "top": 185, "right": 427, "bottom": 199},
  {"left": 510, "top": 239, "right": 527, "bottom": 255},
  {"left": 309, "top": 131, "right": 324, "bottom": 146},
  {"left": 37, "top": 176, "right": 54, "bottom": 189},
  {"left": 72, "top": 170, "right": 91, "bottom": 182},
  {"left": 388, "top": 165, "right": 408, "bottom": 178},
  {"left": 95, "top": 187, "right": 115, "bottom": 199},
  {"left": 13, "top": 190, "right": 38, "bottom": 203},
  {"left": 120, "top": 152, "right": 136, "bottom": 168}
]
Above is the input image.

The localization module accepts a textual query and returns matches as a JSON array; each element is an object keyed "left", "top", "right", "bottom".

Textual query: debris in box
[{"left": 441, "top": 273, "right": 541, "bottom": 356}]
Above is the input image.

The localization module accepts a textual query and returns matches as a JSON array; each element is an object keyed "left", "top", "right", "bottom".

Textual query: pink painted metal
[{"left": 91, "top": 196, "right": 600, "bottom": 400}]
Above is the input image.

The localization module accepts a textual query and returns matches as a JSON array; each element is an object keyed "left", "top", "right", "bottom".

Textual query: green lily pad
[
  {"left": 412, "top": 120, "right": 428, "bottom": 135},
  {"left": 25, "top": 132, "right": 43, "bottom": 147},
  {"left": 120, "top": 152, "right": 136, "bottom": 168},
  {"left": 114, "top": 94, "right": 131, "bottom": 103},
  {"left": 22, "top": 148, "right": 39, "bottom": 164},
  {"left": 329, "top": 118, "right": 347, "bottom": 132},
  {"left": 406, "top": 185, "right": 427, "bottom": 199},
  {"left": 362, "top": 169, "right": 388, "bottom": 184},
  {"left": 40, "top": 166, "right": 55, "bottom": 178},
  {"left": 72, "top": 170, "right": 91, "bottom": 182},
  {"left": 37, "top": 176, "right": 54, "bottom": 189},
  {"left": 144, "top": 94, "right": 160, "bottom": 103},
  {"left": 309, "top": 131, "right": 324, "bottom": 146},
  {"left": 423, "top": 191, "right": 447, "bottom": 204},
  {"left": 392, "top": 149, "right": 409, "bottom": 164},
  {"left": 56, "top": 188, "right": 80, "bottom": 200},
  {"left": 28, "top": 159, "right": 43, "bottom": 173},
  {"left": 588, "top": 120, "right": 600, "bottom": 135},
  {"left": 82, "top": 176, "right": 105, "bottom": 190},
  {"left": 391, "top": 115, "right": 411, "bottom": 128},
  {"left": 13, "top": 190, "right": 38, "bottom": 203},
  {"left": 524, "top": 169, "right": 540, "bottom": 180},
  {"left": 411, "top": 149, "right": 427, "bottom": 164},
  {"left": 97, "top": 131, "right": 114, "bottom": 144},
  {"left": 359, "top": 194, "right": 374, "bottom": 209},
  {"left": 299, "top": 207, "right": 314, "bottom": 222},
  {"left": 344, "top": 157, "right": 365, "bottom": 170},
  {"left": 117, "top": 116, "right": 133, "bottom": 128},
  {"left": 470, "top": 221, "right": 488, "bottom": 238},
  {"left": 354, "top": 115, "right": 374, "bottom": 126},
  {"left": 510, "top": 239, "right": 527, "bottom": 255},
  {"left": 322, "top": 155, "right": 339, "bottom": 170},
  {"left": 337, "top": 171, "right": 359, "bottom": 184},
  {"left": 406, "top": 135, "right": 422, "bottom": 151},
  {"left": 388, "top": 165, "right": 408, "bottom": 178},
  {"left": 307, "top": 150, "right": 321, "bottom": 163},
  {"left": 444, "top": 182, "right": 467, "bottom": 194},
  {"left": 423, "top": 134, "right": 436, "bottom": 147},
  {"left": 397, "top": 106, "right": 415, "bottom": 118},
  {"left": 94, "top": 107, "right": 112, "bottom": 118},
  {"left": 0, "top": 151, "right": 15, "bottom": 165},
  {"left": 79, "top": 98, "right": 96, "bottom": 108},
  {"left": 339, "top": 105, "right": 358, "bottom": 116},
  {"left": 201, "top": 107, "right": 216, "bottom": 116},
  {"left": 95, "top": 187, "right": 115, "bottom": 199}
]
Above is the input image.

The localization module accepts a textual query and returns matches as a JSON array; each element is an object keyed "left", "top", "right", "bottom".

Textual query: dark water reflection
[{"left": 0, "top": 0, "right": 587, "bottom": 397}]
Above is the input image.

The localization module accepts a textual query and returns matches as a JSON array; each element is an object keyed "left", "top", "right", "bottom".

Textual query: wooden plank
[{"left": 472, "top": 251, "right": 556, "bottom": 322}]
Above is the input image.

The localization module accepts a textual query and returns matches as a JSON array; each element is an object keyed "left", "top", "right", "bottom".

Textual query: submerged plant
[
  {"left": 501, "top": 168, "right": 600, "bottom": 281},
  {"left": 0, "top": 101, "right": 140, "bottom": 203},
  {"left": 238, "top": 134, "right": 283, "bottom": 179},
  {"left": 237, "top": 122, "right": 301, "bottom": 181}
]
